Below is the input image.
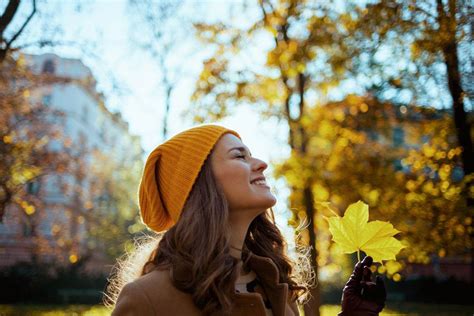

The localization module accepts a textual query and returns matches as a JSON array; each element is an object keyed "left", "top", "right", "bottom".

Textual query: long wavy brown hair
[{"left": 104, "top": 149, "right": 315, "bottom": 315}]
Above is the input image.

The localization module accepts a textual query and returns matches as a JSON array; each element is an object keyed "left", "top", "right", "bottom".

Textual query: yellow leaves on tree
[
  {"left": 326, "top": 200, "right": 406, "bottom": 263},
  {"left": 20, "top": 200, "right": 36, "bottom": 215}
]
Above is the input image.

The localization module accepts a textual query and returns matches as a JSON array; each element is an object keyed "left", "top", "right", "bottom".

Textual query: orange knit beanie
[{"left": 138, "top": 124, "right": 241, "bottom": 232}]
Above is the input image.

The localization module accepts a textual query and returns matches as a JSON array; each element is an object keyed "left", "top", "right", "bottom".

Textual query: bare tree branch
[
  {"left": 0, "top": 0, "right": 37, "bottom": 63},
  {"left": 0, "top": 0, "right": 20, "bottom": 38},
  {"left": 5, "top": 0, "right": 37, "bottom": 48}
]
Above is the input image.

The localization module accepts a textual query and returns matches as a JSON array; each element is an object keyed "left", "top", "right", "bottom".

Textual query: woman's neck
[{"left": 228, "top": 217, "right": 251, "bottom": 260}]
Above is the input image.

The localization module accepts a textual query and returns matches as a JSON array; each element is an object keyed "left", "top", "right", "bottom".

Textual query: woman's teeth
[{"left": 252, "top": 180, "right": 266, "bottom": 185}]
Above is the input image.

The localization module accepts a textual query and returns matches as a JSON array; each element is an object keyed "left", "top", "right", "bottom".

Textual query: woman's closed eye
[{"left": 235, "top": 155, "right": 246, "bottom": 160}]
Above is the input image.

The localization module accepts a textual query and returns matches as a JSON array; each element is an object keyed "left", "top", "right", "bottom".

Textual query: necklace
[
  {"left": 230, "top": 245, "right": 251, "bottom": 273},
  {"left": 230, "top": 245, "right": 243, "bottom": 252}
]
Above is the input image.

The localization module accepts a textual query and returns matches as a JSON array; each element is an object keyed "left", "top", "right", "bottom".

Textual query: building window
[
  {"left": 392, "top": 127, "right": 404, "bottom": 147},
  {"left": 393, "top": 159, "right": 403, "bottom": 171},
  {"left": 78, "top": 131, "right": 87, "bottom": 147},
  {"left": 42, "top": 94, "right": 52, "bottom": 106},
  {"left": 42, "top": 59, "right": 55, "bottom": 74},
  {"left": 22, "top": 221, "right": 33, "bottom": 237},
  {"left": 100, "top": 125, "right": 107, "bottom": 142},
  {"left": 26, "top": 180, "right": 40, "bottom": 195},
  {"left": 82, "top": 105, "right": 88, "bottom": 122},
  {"left": 452, "top": 166, "right": 464, "bottom": 182},
  {"left": 367, "top": 130, "right": 379, "bottom": 141}
]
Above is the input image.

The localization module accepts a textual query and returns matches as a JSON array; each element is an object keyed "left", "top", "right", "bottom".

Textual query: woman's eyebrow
[{"left": 227, "top": 146, "right": 252, "bottom": 156}]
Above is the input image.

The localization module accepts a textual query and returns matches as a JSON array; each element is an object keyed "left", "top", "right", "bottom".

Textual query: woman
[{"left": 106, "top": 124, "right": 386, "bottom": 315}]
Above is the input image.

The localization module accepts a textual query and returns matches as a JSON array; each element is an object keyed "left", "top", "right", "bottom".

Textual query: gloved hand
[{"left": 338, "top": 256, "right": 386, "bottom": 316}]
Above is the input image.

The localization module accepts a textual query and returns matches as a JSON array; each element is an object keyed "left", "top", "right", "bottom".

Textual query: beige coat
[{"left": 112, "top": 251, "right": 300, "bottom": 316}]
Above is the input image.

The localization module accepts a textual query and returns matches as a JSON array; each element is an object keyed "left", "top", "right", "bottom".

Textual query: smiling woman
[
  {"left": 104, "top": 124, "right": 314, "bottom": 316},
  {"left": 104, "top": 124, "right": 386, "bottom": 316}
]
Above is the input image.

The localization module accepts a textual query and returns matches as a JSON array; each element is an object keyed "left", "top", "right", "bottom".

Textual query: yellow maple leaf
[{"left": 326, "top": 200, "right": 406, "bottom": 262}]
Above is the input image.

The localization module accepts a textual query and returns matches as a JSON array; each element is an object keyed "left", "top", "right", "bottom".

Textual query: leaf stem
[{"left": 357, "top": 249, "right": 360, "bottom": 262}]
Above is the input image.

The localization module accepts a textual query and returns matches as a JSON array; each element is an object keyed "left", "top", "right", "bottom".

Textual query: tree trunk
[
  {"left": 436, "top": 0, "right": 474, "bottom": 281},
  {"left": 442, "top": 40, "right": 474, "bottom": 281},
  {"left": 302, "top": 185, "right": 321, "bottom": 316},
  {"left": 441, "top": 31, "right": 474, "bottom": 187}
]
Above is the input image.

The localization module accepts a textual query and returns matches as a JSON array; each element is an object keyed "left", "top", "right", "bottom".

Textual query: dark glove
[{"left": 338, "top": 256, "right": 386, "bottom": 316}]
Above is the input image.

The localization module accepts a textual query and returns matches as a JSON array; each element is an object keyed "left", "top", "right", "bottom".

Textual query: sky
[
  {"left": 18, "top": 0, "right": 286, "bottom": 155},
  {"left": 8, "top": 0, "right": 300, "bottom": 240}
]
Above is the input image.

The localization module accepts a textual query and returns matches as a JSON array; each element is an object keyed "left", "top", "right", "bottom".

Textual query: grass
[
  {"left": 0, "top": 305, "right": 107, "bottom": 316},
  {"left": 322, "top": 303, "right": 474, "bottom": 316},
  {"left": 0, "top": 303, "right": 473, "bottom": 315}
]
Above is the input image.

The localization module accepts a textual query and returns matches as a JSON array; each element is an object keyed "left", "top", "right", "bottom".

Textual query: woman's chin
[
  {"left": 271, "top": 197, "right": 277, "bottom": 207},
  {"left": 263, "top": 194, "right": 277, "bottom": 208}
]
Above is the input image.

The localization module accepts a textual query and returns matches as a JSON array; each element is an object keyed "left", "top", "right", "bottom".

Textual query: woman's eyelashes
[{"left": 235, "top": 155, "right": 246, "bottom": 160}]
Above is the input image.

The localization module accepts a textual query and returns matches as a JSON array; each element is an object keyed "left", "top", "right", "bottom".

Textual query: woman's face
[{"left": 210, "top": 133, "right": 277, "bottom": 216}]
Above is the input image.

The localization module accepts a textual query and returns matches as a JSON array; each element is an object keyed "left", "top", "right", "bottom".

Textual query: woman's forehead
[{"left": 217, "top": 134, "right": 249, "bottom": 152}]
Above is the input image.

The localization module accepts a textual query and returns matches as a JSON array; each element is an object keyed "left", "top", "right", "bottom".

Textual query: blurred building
[{"left": 0, "top": 53, "right": 143, "bottom": 274}]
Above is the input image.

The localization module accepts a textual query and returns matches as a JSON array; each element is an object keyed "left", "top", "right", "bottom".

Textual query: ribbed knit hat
[{"left": 138, "top": 124, "right": 241, "bottom": 232}]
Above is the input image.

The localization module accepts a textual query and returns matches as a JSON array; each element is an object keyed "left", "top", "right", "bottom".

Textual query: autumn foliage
[
  {"left": 0, "top": 54, "right": 68, "bottom": 223},
  {"left": 189, "top": 1, "right": 473, "bottom": 313}
]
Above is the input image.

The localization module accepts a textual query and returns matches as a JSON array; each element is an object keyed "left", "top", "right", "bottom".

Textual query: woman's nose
[{"left": 252, "top": 158, "right": 268, "bottom": 172}]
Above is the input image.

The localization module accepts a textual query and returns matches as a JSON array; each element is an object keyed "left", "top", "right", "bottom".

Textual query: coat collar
[
  {"left": 242, "top": 250, "right": 282, "bottom": 287},
  {"left": 168, "top": 251, "right": 292, "bottom": 316},
  {"left": 233, "top": 251, "right": 290, "bottom": 316}
]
